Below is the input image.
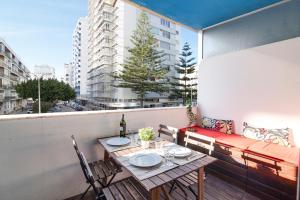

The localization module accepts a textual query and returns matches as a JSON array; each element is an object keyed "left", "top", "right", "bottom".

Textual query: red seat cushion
[
  {"left": 216, "top": 134, "right": 258, "bottom": 149},
  {"left": 248, "top": 142, "right": 299, "bottom": 165}
]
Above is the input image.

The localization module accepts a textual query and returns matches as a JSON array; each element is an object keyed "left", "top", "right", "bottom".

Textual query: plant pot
[{"left": 141, "top": 140, "right": 150, "bottom": 149}]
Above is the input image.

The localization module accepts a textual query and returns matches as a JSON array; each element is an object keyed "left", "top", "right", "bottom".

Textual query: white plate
[
  {"left": 106, "top": 137, "right": 130, "bottom": 146},
  {"left": 168, "top": 147, "right": 192, "bottom": 158},
  {"left": 129, "top": 153, "right": 162, "bottom": 168}
]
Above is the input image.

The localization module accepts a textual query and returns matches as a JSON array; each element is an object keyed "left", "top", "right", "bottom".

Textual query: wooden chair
[
  {"left": 158, "top": 124, "right": 179, "bottom": 143},
  {"left": 170, "top": 131, "right": 215, "bottom": 198},
  {"left": 71, "top": 135, "right": 122, "bottom": 199}
]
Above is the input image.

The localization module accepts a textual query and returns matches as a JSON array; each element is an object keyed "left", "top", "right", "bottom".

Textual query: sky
[{"left": 0, "top": 0, "right": 197, "bottom": 80}]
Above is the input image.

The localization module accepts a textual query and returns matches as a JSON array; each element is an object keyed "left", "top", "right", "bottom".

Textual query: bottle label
[{"left": 120, "top": 127, "right": 123, "bottom": 131}]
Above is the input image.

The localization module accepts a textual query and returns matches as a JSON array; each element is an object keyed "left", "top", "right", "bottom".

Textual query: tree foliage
[
  {"left": 32, "top": 101, "right": 54, "bottom": 113},
  {"left": 15, "top": 79, "right": 76, "bottom": 102},
  {"left": 112, "top": 12, "right": 169, "bottom": 107},
  {"left": 170, "top": 42, "right": 197, "bottom": 105}
]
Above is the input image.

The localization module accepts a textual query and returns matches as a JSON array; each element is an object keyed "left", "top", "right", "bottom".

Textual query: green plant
[
  {"left": 139, "top": 127, "right": 155, "bottom": 141},
  {"left": 170, "top": 42, "right": 197, "bottom": 105},
  {"left": 187, "top": 104, "right": 197, "bottom": 126},
  {"left": 112, "top": 12, "right": 169, "bottom": 107}
]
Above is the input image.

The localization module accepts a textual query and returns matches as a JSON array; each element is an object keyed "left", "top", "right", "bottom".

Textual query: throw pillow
[
  {"left": 201, "top": 117, "right": 216, "bottom": 129},
  {"left": 201, "top": 117, "right": 233, "bottom": 134},
  {"left": 243, "top": 122, "right": 266, "bottom": 141},
  {"left": 264, "top": 128, "right": 291, "bottom": 147},
  {"left": 243, "top": 122, "right": 291, "bottom": 147}
]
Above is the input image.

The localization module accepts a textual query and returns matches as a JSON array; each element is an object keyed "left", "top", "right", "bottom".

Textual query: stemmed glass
[{"left": 164, "top": 149, "right": 175, "bottom": 167}]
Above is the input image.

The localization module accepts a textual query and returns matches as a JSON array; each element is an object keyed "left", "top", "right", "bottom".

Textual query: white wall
[
  {"left": 0, "top": 107, "right": 190, "bottom": 200},
  {"left": 197, "top": 37, "right": 300, "bottom": 146}
]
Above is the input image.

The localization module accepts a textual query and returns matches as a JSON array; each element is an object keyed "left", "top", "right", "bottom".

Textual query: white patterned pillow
[{"left": 243, "top": 122, "right": 291, "bottom": 147}]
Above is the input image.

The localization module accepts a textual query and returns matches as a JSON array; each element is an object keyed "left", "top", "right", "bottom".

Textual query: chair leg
[
  {"left": 169, "top": 181, "right": 187, "bottom": 196},
  {"left": 175, "top": 181, "right": 187, "bottom": 196},
  {"left": 106, "top": 173, "right": 116, "bottom": 187},
  {"left": 169, "top": 182, "right": 176, "bottom": 194},
  {"left": 80, "top": 184, "right": 91, "bottom": 200},
  {"left": 188, "top": 185, "right": 197, "bottom": 198}
]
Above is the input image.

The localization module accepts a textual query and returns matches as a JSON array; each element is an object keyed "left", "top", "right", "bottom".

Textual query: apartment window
[
  {"left": 165, "top": 54, "right": 175, "bottom": 61},
  {"left": 160, "top": 41, "right": 170, "bottom": 50},
  {"left": 104, "top": 23, "right": 110, "bottom": 31},
  {"left": 103, "top": 11, "right": 112, "bottom": 20},
  {"left": 105, "top": 36, "right": 110, "bottom": 43},
  {"left": 160, "top": 30, "right": 170, "bottom": 39},
  {"left": 160, "top": 18, "right": 170, "bottom": 28},
  {"left": 151, "top": 27, "right": 159, "bottom": 35},
  {"left": 170, "top": 44, "right": 176, "bottom": 50}
]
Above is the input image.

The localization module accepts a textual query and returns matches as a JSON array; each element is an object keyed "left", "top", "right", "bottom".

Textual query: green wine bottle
[{"left": 120, "top": 114, "right": 126, "bottom": 137}]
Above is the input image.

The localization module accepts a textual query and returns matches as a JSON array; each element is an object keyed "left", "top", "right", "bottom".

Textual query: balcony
[{"left": 1, "top": 1, "right": 300, "bottom": 200}]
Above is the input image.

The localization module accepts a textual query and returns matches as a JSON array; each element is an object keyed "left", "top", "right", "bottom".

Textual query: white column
[
  {"left": 197, "top": 30, "right": 203, "bottom": 65},
  {"left": 197, "top": 30, "right": 203, "bottom": 106}
]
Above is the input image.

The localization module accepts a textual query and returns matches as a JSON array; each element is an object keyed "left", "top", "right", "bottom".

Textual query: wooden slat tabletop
[{"left": 99, "top": 139, "right": 217, "bottom": 192}]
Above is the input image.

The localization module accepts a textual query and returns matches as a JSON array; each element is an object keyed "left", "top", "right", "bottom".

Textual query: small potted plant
[{"left": 139, "top": 127, "right": 155, "bottom": 149}]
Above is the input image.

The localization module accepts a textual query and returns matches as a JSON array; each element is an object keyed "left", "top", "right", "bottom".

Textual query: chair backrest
[
  {"left": 71, "top": 135, "right": 95, "bottom": 185},
  {"left": 158, "top": 124, "right": 179, "bottom": 144},
  {"left": 79, "top": 152, "right": 95, "bottom": 184},
  {"left": 184, "top": 131, "right": 215, "bottom": 155},
  {"left": 71, "top": 135, "right": 81, "bottom": 160}
]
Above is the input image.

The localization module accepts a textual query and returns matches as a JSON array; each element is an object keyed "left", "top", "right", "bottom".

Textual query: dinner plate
[
  {"left": 168, "top": 147, "right": 192, "bottom": 158},
  {"left": 106, "top": 137, "right": 130, "bottom": 146},
  {"left": 129, "top": 153, "right": 162, "bottom": 168}
]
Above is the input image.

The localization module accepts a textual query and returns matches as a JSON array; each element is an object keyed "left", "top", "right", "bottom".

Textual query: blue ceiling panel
[{"left": 130, "top": 0, "right": 282, "bottom": 30}]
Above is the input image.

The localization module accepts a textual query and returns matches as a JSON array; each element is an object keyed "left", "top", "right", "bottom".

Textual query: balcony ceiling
[{"left": 129, "top": 0, "right": 282, "bottom": 30}]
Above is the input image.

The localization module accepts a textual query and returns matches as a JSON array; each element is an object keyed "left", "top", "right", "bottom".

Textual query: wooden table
[{"left": 99, "top": 138, "right": 216, "bottom": 200}]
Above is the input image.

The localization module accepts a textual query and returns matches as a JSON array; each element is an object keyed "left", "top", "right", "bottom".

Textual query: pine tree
[
  {"left": 170, "top": 42, "right": 197, "bottom": 105},
  {"left": 112, "top": 12, "right": 168, "bottom": 107}
]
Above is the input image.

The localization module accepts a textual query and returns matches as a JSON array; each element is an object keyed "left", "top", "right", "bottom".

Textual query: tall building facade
[
  {"left": 63, "top": 63, "right": 75, "bottom": 87},
  {"left": 33, "top": 64, "right": 56, "bottom": 79},
  {"left": 72, "top": 17, "right": 89, "bottom": 97},
  {"left": 87, "top": 0, "right": 180, "bottom": 108},
  {"left": 0, "top": 38, "right": 31, "bottom": 114}
]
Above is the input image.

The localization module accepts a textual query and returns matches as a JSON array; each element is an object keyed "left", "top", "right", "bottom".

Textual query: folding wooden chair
[
  {"left": 169, "top": 131, "right": 215, "bottom": 198},
  {"left": 71, "top": 135, "right": 122, "bottom": 199},
  {"left": 158, "top": 124, "right": 179, "bottom": 144}
]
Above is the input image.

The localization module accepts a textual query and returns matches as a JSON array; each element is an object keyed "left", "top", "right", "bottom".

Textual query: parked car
[
  {"left": 27, "top": 109, "right": 33, "bottom": 114},
  {"left": 75, "top": 105, "right": 83, "bottom": 111}
]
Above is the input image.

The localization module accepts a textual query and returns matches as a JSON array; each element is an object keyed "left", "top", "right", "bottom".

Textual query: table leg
[
  {"left": 104, "top": 149, "right": 109, "bottom": 160},
  {"left": 149, "top": 187, "right": 161, "bottom": 200},
  {"left": 198, "top": 167, "right": 204, "bottom": 200},
  {"left": 162, "top": 185, "right": 170, "bottom": 200}
]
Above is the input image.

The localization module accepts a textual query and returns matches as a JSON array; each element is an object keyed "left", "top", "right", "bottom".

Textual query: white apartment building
[
  {"left": 72, "top": 17, "right": 89, "bottom": 97},
  {"left": 0, "top": 38, "right": 31, "bottom": 114},
  {"left": 33, "top": 64, "right": 56, "bottom": 79},
  {"left": 63, "top": 63, "right": 75, "bottom": 88},
  {"left": 87, "top": 0, "right": 180, "bottom": 108}
]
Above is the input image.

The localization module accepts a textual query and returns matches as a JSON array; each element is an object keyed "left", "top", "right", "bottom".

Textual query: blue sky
[{"left": 0, "top": 0, "right": 197, "bottom": 79}]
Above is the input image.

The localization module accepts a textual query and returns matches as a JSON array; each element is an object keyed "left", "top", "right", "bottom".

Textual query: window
[
  {"left": 160, "top": 30, "right": 170, "bottom": 39},
  {"left": 151, "top": 27, "right": 159, "bottom": 35},
  {"left": 165, "top": 54, "right": 175, "bottom": 61},
  {"left": 105, "top": 23, "right": 110, "bottom": 31},
  {"left": 160, "top": 41, "right": 170, "bottom": 50},
  {"left": 160, "top": 18, "right": 170, "bottom": 28}
]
